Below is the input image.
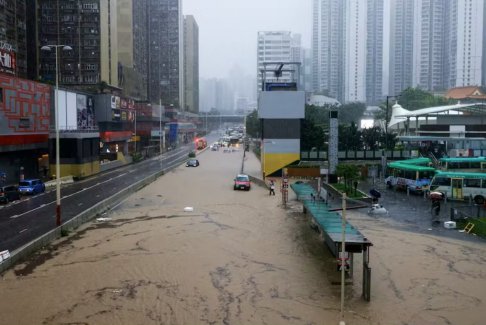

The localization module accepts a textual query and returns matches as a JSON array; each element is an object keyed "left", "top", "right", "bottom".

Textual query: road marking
[
  {"left": 10, "top": 215, "right": 19, "bottom": 219},
  {"left": 19, "top": 228, "right": 28, "bottom": 234}
]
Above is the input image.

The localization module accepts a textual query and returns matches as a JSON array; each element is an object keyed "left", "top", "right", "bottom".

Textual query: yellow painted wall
[
  {"left": 262, "top": 153, "right": 300, "bottom": 178},
  {"left": 50, "top": 162, "right": 100, "bottom": 179}
]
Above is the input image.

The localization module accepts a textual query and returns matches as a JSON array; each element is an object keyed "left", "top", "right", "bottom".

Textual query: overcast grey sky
[{"left": 183, "top": 0, "right": 311, "bottom": 79}]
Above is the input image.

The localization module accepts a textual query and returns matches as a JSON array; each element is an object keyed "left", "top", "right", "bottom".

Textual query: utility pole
[
  {"left": 339, "top": 193, "right": 347, "bottom": 325},
  {"left": 159, "top": 99, "right": 162, "bottom": 155}
]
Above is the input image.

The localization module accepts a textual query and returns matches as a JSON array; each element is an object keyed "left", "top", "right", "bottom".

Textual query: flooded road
[{"left": 0, "top": 149, "right": 485, "bottom": 325}]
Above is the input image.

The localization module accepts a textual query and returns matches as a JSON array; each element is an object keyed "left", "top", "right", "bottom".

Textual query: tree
[
  {"left": 338, "top": 122, "right": 362, "bottom": 151},
  {"left": 336, "top": 163, "right": 360, "bottom": 193},
  {"left": 301, "top": 119, "right": 326, "bottom": 151},
  {"left": 339, "top": 102, "right": 366, "bottom": 124},
  {"left": 399, "top": 87, "right": 452, "bottom": 110},
  {"left": 361, "top": 126, "right": 381, "bottom": 150},
  {"left": 245, "top": 109, "right": 261, "bottom": 138},
  {"left": 375, "top": 87, "right": 453, "bottom": 121},
  {"left": 300, "top": 104, "right": 330, "bottom": 151}
]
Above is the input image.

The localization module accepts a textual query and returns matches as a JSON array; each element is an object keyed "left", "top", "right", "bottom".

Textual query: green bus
[
  {"left": 438, "top": 157, "right": 486, "bottom": 173},
  {"left": 430, "top": 171, "right": 486, "bottom": 204},
  {"left": 385, "top": 161, "right": 435, "bottom": 193}
]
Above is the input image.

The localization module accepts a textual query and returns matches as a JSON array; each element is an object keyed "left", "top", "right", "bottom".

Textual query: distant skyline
[{"left": 183, "top": 0, "right": 311, "bottom": 79}]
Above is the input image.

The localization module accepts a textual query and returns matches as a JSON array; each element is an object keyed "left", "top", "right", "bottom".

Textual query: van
[{"left": 18, "top": 179, "right": 45, "bottom": 195}]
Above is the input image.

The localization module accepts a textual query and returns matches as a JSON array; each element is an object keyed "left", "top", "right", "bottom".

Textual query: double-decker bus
[
  {"left": 438, "top": 157, "right": 486, "bottom": 173},
  {"left": 385, "top": 161, "right": 435, "bottom": 193},
  {"left": 429, "top": 171, "right": 486, "bottom": 204}
]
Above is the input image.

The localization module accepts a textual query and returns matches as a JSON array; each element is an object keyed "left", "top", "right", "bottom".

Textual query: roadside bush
[{"left": 131, "top": 152, "right": 143, "bottom": 162}]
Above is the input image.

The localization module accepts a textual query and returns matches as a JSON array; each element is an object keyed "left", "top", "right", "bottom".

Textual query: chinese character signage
[{"left": 0, "top": 41, "right": 16, "bottom": 75}]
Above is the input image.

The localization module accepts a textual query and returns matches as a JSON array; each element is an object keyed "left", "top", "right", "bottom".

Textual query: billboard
[
  {"left": 77, "top": 94, "right": 95, "bottom": 129},
  {"left": 169, "top": 123, "right": 178, "bottom": 143},
  {"left": 57, "top": 90, "right": 95, "bottom": 130},
  {"left": 0, "top": 41, "right": 16, "bottom": 75}
]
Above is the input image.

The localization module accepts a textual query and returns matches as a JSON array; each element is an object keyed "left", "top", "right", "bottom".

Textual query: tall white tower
[{"left": 257, "top": 31, "right": 301, "bottom": 92}]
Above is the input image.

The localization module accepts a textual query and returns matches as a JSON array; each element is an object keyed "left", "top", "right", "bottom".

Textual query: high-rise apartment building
[
  {"left": 313, "top": 0, "right": 384, "bottom": 104},
  {"left": 366, "top": 0, "right": 384, "bottom": 105},
  {"left": 412, "top": 0, "right": 450, "bottom": 91},
  {"left": 0, "top": 0, "right": 28, "bottom": 78},
  {"left": 183, "top": 15, "right": 199, "bottom": 114},
  {"left": 312, "top": 0, "right": 345, "bottom": 101},
  {"left": 450, "top": 0, "right": 484, "bottom": 87},
  {"left": 388, "top": 0, "right": 415, "bottom": 96},
  {"left": 344, "top": 0, "right": 367, "bottom": 102},
  {"left": 256, "top": 31, "right": 301, "bottom": 92},
  {"left": 37, "top": 0, "right": 119, "bottom": 87},
  {"left": 147, "top": 0, "right": 182, "bottom": 108},
  {"left": 117, "top": 0, "right": 148, "bottom": 100}
]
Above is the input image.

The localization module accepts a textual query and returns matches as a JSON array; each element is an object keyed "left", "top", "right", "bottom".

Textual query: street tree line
[{"left": 245, "top": 87, "right": 453, "bottom": 152}]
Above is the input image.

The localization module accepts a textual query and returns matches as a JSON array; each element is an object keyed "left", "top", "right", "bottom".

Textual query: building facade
[
  {"left": 450, "top": 0, "right": 484, "bottom": 88},
  {"left": 312, "top": 0, "right": 345, "bottom": 101},
  {"left": 344, "top": 0, "right": 367, "bottom": 103},
  {"left": 0, "top": 0, "right": 28, "bottom": 78},
  {"left": 257, "top": 31, "right": 301, "bottom": 92},
  {"left": 36, "top": 0, "right": 119, "bottom": 88},
  {"left": 366, "top": 0, "right": 384, "bottom": 105},
  {"left": 412, "top": 0, "right": 450, "bottom": 91},
  {"left": 117, "top": 0, "right": 148, "bottom": 100},
  {"left": 147, "top": 0, "right": 183, "bottom": 108},
  {"left": 388, "top": 0, "right": 415, "bottom": 96},
  {"left": 183, "top": 15, "right": 199, "bottom": 114}
]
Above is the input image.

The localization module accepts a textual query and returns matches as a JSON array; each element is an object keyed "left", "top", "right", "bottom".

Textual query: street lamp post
[
  {"left": 159, "top": 99, "right": 163, "bottom": 156},
  {"left": 41, "top": 44, "right": 72, "bottom": 227},
  {"left": 134, "top": 110, "right": 137, "bottom": 153},
  {"left": 385, "top": 95, "right": 400, "bottom": 150}
]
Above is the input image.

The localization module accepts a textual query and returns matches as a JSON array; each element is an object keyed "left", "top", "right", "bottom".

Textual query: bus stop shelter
[{"left": 291, "top": 182, "right": 373, "bottom": 301}]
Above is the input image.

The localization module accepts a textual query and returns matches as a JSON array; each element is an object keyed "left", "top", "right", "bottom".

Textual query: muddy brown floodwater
[{"left": 0, "top": 149, "right": 485, "bottom": 325}]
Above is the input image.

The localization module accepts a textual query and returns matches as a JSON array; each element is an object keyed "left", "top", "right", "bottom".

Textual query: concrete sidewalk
[{"left": 242, "top": 150, "right": 266, "bottom": 188}]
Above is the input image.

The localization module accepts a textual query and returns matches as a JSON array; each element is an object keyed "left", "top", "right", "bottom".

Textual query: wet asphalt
[{"left": 346, "top": 179, "right": 486, "bottom": 243}]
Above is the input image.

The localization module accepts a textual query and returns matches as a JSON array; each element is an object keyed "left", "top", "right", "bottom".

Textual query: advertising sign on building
[
  {"left": 77, "top": 94, "right": 95, "bottom": 129},
  {"left": 169, "top": 123, "right": 178, "bottom": 143},
  {"left": 0, "top": 41, "right": 16, "bottom": 75}
]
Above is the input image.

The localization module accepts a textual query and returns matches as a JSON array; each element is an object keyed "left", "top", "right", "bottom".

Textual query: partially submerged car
[
  {"left": 234, "top": 174, "right": 251, "bottom": 191},
  {"left": 186, "top": 159, "right": 200, "bottom": 167}
]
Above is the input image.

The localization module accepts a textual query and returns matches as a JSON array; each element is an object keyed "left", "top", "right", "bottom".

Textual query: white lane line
[
  {"left": 8, "top": 155, "right": 174, "bottom": 220},
  {"left": 19, "top": 228, "right": 28, "bottom": 233},
  {"left": 9, "top": 173, "right": 125, "bottom": 220}
]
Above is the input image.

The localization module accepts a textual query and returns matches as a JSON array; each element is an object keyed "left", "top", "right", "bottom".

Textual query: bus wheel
[{"left": 473, "top": 195, "right": 485, "bottom": 205}]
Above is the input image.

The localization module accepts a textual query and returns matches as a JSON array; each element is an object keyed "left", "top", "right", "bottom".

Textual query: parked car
[
  {"left": 234, "top": 174, "right": 251, "bottom": 191},
  {"left": 18, "top": 179, "right": 45, "bottom": 195},
  {"left": 0, "top": 185, "right": 21, "bottom": 204},
  {"left": 186, "top": 159, "right": 200, "bottom": 167}
]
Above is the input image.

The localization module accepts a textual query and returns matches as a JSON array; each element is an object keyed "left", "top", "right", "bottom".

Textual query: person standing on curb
[{"left": 269, "top": 180, "right": 276, "bottom": 196}]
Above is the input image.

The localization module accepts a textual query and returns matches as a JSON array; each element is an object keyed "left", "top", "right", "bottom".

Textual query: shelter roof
[
  {"left": 445, "top": 86, "right": 486, "bottom": 100},
  {"left": 388, "top": 102, "right": 486, "bottom": 128}
]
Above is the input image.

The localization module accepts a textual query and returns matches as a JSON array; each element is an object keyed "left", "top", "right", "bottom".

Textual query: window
[
  {"left": 432, "top": 177, "right": 450, "bottom": 186},
  {"left": 19, "top": 118, "right": 30, "bottom": 128},
  {"left": 464, "top": 178, "right": 481, "bottom": 188}
]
